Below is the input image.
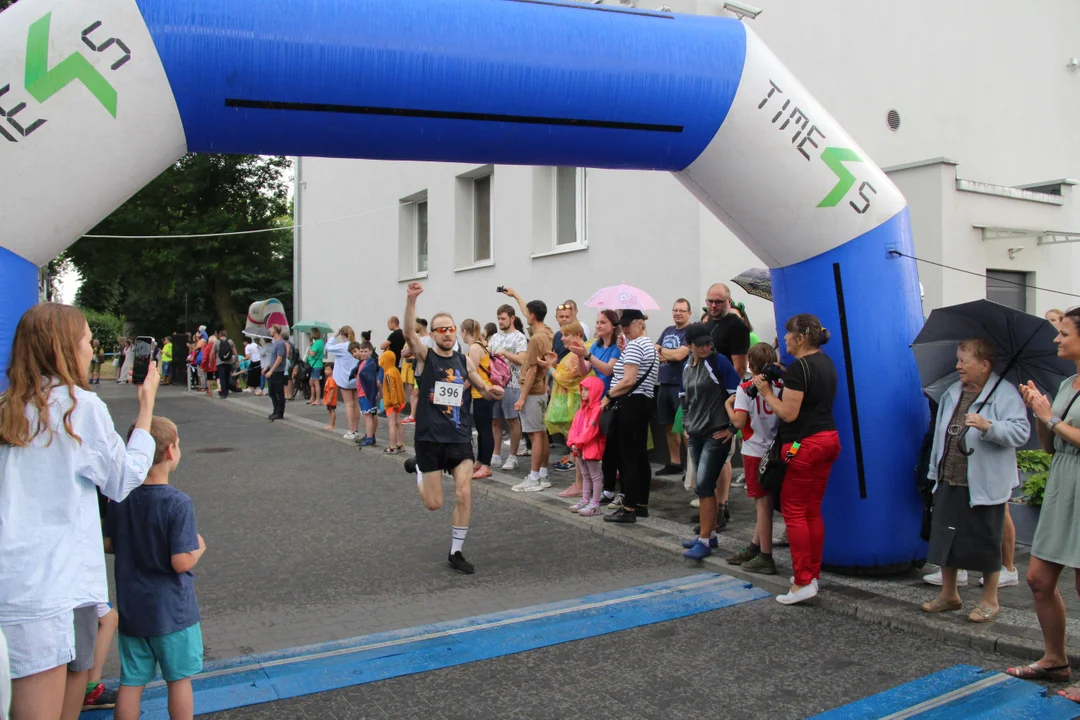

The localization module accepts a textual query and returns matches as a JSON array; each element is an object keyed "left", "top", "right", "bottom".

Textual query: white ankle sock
[
  {"left": 528, "top": 471, "right": 539, "bottom": 481},
  {"left": 451, "top": 526, "right": 468, "bottom": 554},
  {"left": 539, "top": 468, "right": 549, "bottom": 478}
]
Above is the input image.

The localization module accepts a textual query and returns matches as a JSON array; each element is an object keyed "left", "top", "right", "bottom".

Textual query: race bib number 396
[{"left": 434, "top": 381, "right": 464, "bottom": 407}]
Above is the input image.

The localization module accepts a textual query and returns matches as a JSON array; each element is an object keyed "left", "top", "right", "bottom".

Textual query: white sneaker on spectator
[
  {"left": 539, "top": 477, "right": 552, "bottom": 490},
  {"left": 773, "top": 530, "right": 789, "bottom": 546},
  {"left": 923, "top": 568, "right": 967, "bottom": 586},
  {"left": 490, "top": 455, "right": 502, "bottom": 468},
  {"left": 343, "top": 431, "right": 357, "bottom": 440},
  {"left": 501, "top": 456, "right": 519, "bottom": 471},
  {"left": 790, "top": 578, "right": 819, "bottom": 589},
  {"left": 981, "top": 567, "right": 1019, "bottom": 587},
  {"left": 513, "top": 478, "right": 542, "bottom": 493},
  {"left": 690, "top": 497, "right": 701, "bottom": 508}
]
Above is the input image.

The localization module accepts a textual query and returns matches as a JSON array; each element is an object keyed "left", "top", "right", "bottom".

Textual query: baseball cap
[
  {"left": 685, "top": 322, "right": 713, "bottom": 346},
  {"left": 617, "top": 309, "right": 647, "bottom": 326}
]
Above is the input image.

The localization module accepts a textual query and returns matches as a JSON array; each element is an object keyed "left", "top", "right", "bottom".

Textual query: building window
[
  {"left": 532, "top": 167, "right": 587, "bottom": 257},
  {"left": 415, "top": 200, "right": 428, "bottom": 273},
  {"left": 554, "top": 167, "right": 586, "bottom": 246},
  {"left": 986, "top": 270, "right": 1028, "bottom": 311},
  {"left": 454, "top": 166, "right": 495, "bottom": 270},
  {"left": 473, "top": 174, "right": 492, "bottom": 262},
  {"left": 398, "top": 190, "right": 428, "bottom": 281}
]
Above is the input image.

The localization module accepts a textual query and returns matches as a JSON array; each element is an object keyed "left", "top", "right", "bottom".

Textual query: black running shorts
[{"left": 415, "top": 440, "right": 474, "bottom": 474}]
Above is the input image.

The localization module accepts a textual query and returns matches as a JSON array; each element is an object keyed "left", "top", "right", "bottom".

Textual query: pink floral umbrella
[{"left": 585, "top": 283, "right": 660, "bottom": 312}]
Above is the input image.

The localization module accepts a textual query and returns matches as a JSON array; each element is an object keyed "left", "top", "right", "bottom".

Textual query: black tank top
[{"left": 416, "top": 349, "right": 473, "bottom": 443}]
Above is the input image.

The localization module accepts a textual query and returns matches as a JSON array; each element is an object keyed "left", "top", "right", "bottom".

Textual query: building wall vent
[{"left": 887, "top": 109, "right": 901, "bottom": 131}]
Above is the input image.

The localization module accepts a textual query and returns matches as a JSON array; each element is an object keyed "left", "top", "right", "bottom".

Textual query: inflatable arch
[{"left": 0, "top": 0, "right": 928, "bottom": 570}]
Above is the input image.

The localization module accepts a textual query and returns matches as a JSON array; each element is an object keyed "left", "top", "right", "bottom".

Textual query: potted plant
[{"left": 1011, "top": 450, "right": 1050, "bottom": 546}]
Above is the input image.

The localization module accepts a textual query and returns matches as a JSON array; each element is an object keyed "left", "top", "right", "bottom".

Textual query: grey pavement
[
  {"left": 204, "top": 599, "right": 1044, "bottom": 720},
  {"left": 91, "top": 382, "right": 1079, "bottom": 718},
  {"left": 212, "top": 383, "right": 1080, "bottom": 666}
]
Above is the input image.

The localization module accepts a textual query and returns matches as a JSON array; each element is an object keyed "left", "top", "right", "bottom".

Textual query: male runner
[{"left": 401, "top": 282, "right": 504, "bottom": 574}]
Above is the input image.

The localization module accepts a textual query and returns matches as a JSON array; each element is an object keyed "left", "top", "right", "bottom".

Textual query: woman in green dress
[{"left": 1008, "top": 308, "right": 1080, "bottom": 700}]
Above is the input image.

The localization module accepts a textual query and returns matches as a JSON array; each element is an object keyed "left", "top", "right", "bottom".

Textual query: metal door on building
[{"left": 986, "top": 270, "right": 1027, "bottom": 311}]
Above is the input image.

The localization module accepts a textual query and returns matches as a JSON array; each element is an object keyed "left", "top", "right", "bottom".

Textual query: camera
[
  {"left": 496, "top": 286, "right": 507, "bottom": 293},
  {"left": 745, "top": 362, "right": 784, "bottom": 398}
]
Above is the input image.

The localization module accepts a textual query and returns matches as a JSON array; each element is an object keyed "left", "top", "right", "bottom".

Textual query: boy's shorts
[
  {"left": 743, "top": 454, "right": 768, "bottom": 499},
  {"left": 359, "top": 396, "right": 378, "bottom": 414},
  {"left": 119, "top": 623, "right": 203, "bottom": 686},
  {"left": 324, "top": 384, "right": 338, "bottom": 409}
]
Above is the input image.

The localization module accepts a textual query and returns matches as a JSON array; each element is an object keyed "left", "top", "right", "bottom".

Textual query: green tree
[{"left": 65, "top": 154, "right": 293, "bottom": 340}]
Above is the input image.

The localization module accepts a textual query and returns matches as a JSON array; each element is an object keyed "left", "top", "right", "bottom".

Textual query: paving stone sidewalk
[{"left": 215, "top": 386, "right": 1080, "bottom": 666}]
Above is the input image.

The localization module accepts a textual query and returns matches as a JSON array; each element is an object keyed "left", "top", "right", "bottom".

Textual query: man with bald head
[{"left": 702, "top": 282, "right": 750, "bottom": 530}]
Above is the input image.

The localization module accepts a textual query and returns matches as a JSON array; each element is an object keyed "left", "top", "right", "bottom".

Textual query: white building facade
[{"left": 294, "top": 0, "right": 1080, "bottom": 342}]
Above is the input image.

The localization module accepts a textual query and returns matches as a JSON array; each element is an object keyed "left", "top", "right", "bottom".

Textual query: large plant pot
[{"left": 1009, "top": 500, "right": 1041, "bottom": 547}]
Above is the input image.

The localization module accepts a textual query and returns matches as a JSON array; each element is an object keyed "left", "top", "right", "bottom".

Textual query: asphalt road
[{"left": 94, "top": 384, "right": 1063, "bottom": 719}]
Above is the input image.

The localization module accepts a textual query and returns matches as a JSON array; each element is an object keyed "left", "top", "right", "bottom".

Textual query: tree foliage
[
  {"left": 65, "top": 154, "right": 293, "bottom": 340},
  {"left": 81, "top": 308, "right": 125, "bottom": 353}
]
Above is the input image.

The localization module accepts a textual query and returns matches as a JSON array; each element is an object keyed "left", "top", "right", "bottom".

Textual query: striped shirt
[
  {"left": 611, "top": 336, "right": 659, "bottom": 398},
  {"left": 0, "top": 385, "right": 155, "bottom": 624}
]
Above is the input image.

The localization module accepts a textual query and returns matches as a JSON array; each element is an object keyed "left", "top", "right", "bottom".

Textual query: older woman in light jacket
[{"left": 921, "top": 338, "right": 1029, "bottom": 623}]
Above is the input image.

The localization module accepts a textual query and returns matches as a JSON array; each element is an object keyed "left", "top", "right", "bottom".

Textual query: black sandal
[{"left": 1006, "top": 663, "right": 1071, "bottom": 682}]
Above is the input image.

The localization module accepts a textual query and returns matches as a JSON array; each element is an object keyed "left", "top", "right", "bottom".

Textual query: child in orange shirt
[
  {"left": 379, "top": 350, "right": 407, "bottom": 453},
  {"left": 322, "top": 361, "right": 338, "bottom": 431}
]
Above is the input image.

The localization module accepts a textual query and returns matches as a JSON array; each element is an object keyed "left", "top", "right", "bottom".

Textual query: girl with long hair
[
  {"left": 0, "top": 304, "right": 159, "bottom": 718},
  {"left": 325, "top": 325, "right": 360, "bottom": 438}
]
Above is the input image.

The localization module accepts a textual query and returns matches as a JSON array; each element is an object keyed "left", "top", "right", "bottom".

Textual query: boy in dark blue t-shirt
[{"left": 105, "top": 417, "right": 205, "bottom": 720}]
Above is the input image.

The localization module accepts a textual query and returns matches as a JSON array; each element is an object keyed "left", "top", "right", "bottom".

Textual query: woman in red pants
[{"left": 753, "top": 314, "right": 840, "bottom": 605}]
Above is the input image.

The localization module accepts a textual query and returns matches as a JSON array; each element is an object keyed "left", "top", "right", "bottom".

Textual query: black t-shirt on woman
[{"left": 778, "top": 351, "right": 838, "bottom": 443}]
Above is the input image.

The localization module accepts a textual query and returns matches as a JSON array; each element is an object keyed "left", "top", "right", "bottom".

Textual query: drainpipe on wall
[{"left": 293, "top": 157, "right": 302, "bottom": 328}]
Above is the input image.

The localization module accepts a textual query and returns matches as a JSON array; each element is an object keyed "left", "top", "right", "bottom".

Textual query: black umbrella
[
  {"left": 731, "top": 268, "right": 772, "bottom": 302},
  {"left": 912, "top": 300, "right": 1071, "bottom": 454}
]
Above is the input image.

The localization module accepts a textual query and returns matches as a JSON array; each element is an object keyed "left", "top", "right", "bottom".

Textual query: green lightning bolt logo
[
  {"left": 24, "top": 12, "right": 117, "bottom": 118},
  {"left": 817, "top": 147, "right": 863, "bottom": 208}
]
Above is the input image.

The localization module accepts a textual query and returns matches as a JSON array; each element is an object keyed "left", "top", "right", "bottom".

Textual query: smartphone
[
  {"left": 496, "top": 286, "right": 507, "bottom": 293},
  {"left": 132, "top": 336, "right": 155, "bottom": 385}
]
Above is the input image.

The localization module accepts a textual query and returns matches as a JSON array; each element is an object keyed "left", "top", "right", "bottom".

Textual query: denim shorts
[
  {"left": 688, "top": 434, "right": 732, "bottom": 498},
  {"left": 119, "top": 623, "right": 203, "bottom": 686}
]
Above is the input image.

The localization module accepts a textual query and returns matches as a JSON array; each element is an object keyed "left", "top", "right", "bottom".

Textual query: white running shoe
[
  {"left": 690, "top": 497, "right": 701, "bottom": 508},
  {"left": 607, "top": 493, "right": 625, "bottom": 509},
  {"left": 539, "top": 477, "right": 552, "bottom": 490},
  {"left": 343, "top": 431, "right": 358, "bottom": 440},
  {"left": 982, "top": 567, "right": 1020, "bottom": 587},
  {"left": 490, "top": 455, "right": 502, "bottom": 468},
  {"left": 790, "top": 578, "right": 820, "bottom": 589},
  {"left": 512, "top": 478, "right": 542, "bottom": 493},
  {"left": 776, "top": 583, "right": 818, "bottom": 605},
  {"left": 501, "top": 456, "right": 519, "bottom": 471},
  {"left": 923, "top": 569, "right": 968, "bottom": 586}
]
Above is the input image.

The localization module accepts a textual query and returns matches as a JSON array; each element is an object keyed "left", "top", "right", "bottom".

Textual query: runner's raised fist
[{"left": 407, "top": 282, "right": 424, "bottom": 299}]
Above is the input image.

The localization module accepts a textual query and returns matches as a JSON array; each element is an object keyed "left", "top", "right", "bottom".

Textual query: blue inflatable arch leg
[{"left": 0, "top": 0, "right": 927, "bottom": 570}]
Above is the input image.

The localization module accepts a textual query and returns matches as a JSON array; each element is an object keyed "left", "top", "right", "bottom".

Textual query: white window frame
[
  {"left": 397, "top": 189, "right": 428, "bottom": 282},
  {"left": 532, "top": 167, "right": 588, "bottom": 259},
  {"left": 415, "top": 198, "right": 429, "bottom": 274},
  {"left": 472, "top": 173, "right": 493, "bottom": 263},
  {"left": 454, "top": 165, "right": 496, "bottom": 272}
]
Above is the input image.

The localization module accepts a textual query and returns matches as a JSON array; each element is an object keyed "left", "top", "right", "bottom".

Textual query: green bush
[
  {"left": 1017, "top": 450, "right": 1051, "bottom": 507},
  {"left": 80, "top": 308, "right": 125, "bottom": 354}
]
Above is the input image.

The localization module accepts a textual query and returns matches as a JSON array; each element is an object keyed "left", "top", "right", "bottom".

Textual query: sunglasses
[
  {"left": 432, "top": 326, "right": 457, "bottom": 334},
  {"left": 557, "top": 304, "right": 575, "bottom": 311}
]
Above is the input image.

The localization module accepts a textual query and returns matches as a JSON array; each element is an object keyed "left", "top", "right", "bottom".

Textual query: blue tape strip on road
[
  {"left": 84, "top": 573, "right": 767, "bottom": 719},
  {"left": 811, "top": 663, "right": 1080, "bottom": 719}
]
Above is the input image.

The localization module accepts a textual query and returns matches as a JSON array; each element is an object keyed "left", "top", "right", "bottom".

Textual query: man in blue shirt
[
  {"left": 105, "top": 417, "right": 205, "bottom": 720},
  {"left": 655, "top": 298, "right": 692, "bottom": 476},
  {"left": 263, "top": 325, "right": 289, "bottom": 420}
]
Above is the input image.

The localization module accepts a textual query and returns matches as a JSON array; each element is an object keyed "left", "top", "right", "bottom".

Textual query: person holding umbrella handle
[{"left": 920, "top": 339, "right": 1029, "bottom": 624}]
